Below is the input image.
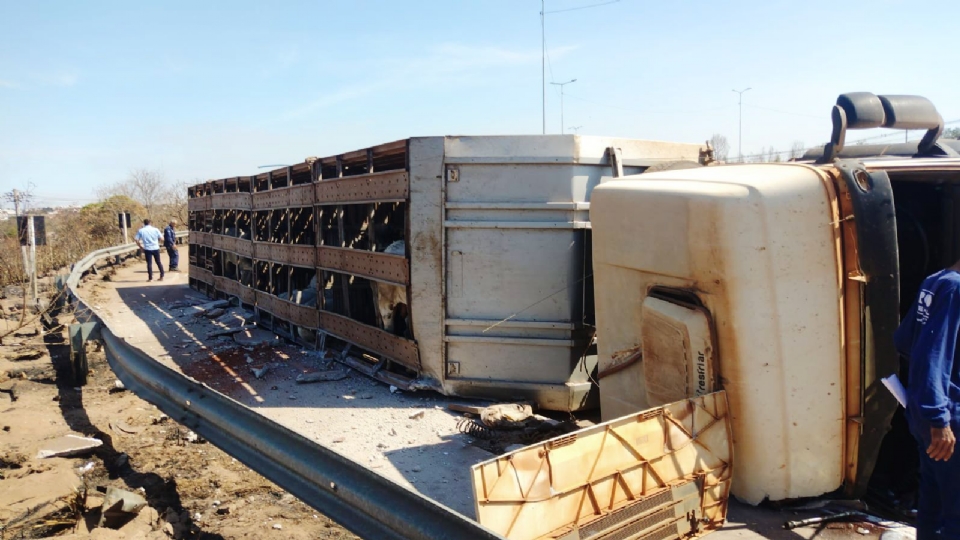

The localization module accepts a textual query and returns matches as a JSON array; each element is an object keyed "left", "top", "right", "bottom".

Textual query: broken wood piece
[
  {"left": 296, "top": 369, "right": 349, "bottom": 384},
  {"left": 447, "top": 403, "right": 486, "bottom": 415}
]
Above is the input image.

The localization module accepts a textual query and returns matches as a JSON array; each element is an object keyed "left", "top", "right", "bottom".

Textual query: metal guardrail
[{"left": 63, "top": 235, "right": 506, "bottom": 540}]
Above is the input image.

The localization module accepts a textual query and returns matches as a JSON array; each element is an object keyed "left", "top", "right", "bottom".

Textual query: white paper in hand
[{"left": 882, "top": 374, "right": 908, "bottom": 408}]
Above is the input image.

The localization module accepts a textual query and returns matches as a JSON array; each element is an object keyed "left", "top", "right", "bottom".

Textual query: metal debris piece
[
  {"left": 37, "top": 434, "right": 103, "bottom": 459},
  {"left": 296, "top": 368, "right": 349, "bottom": 384},
  {"left": 784, "top": 512, "right": 863, "bottom": 530}
]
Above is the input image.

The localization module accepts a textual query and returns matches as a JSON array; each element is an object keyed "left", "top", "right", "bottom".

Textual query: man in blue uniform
[
  {"left": 164, "top": 220, "right": 179, "bottom": 272},
  {"left": 134, "top": 219, "right": 164, "bottom": 282},
  {"left": 895, "top": 267, "right": 960, "bottom": 540}
]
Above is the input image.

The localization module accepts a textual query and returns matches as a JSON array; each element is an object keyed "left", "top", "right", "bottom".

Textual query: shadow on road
[{"left": 44, "top": 307, "right": 226, "bottom": 539}]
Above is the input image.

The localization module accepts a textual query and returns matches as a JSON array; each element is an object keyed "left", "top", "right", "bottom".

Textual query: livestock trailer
[{"left": 187, "top": 135, "right": 703, "bottom": 411}]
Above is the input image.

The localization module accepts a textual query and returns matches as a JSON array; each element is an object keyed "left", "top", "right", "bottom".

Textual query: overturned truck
[{"left": 187, "top": 136, "right": 703, "bottom": 411}]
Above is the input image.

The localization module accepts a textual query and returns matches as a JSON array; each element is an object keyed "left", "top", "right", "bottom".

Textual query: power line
[
  {"left": 545, "top": 0, "right": 620, "bottom": 14},
  {"left": 742, "top": 104, "right": 823, "bottom": 120},
  {"left": 564, "top": 92, "right": 734, "bottom": 116}
]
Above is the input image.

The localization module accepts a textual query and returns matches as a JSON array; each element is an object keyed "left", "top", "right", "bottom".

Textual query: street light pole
[
  {"left": 550, "top": 79, "right": 576, "bottom": 134},
  {"left": 732, "top": 87, "right": 751, "bottom": 162},
  {"left": 541, "top": 0, "right": 546, "bottom": 135}
]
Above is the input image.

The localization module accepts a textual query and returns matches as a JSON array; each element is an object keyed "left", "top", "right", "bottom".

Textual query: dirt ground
[
  {"left": 0, "top": 260, "right": 919, "bottom": 540},
  {"left": 0, "top": 280, "right": 356, "bottom": 539}
]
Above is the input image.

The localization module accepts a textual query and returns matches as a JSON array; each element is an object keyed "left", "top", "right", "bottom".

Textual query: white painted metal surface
[
  {"left": 590, "top": 163, "right": 845, "bottom": 502},
  {"left": 414, "top": 136, "right": 703, "bottom": 411}
]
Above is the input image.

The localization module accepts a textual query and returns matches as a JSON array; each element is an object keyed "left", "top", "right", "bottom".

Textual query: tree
[
  {"left": 945, "top": 127, "right": 960, "bottom": 140},
  {"left": 789, "top": 141, "right": 806, "bottom": 160},
  {"left": 97, "top": 168, "right": 169, "bottom": 217},
  {"left": 709, "top": 134, "right": 730, "bottom": 162}
]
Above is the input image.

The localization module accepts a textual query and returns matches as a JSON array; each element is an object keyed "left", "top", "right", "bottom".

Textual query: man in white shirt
[{"left": 134, "top": 219, "right": 165, "bottom": 282}]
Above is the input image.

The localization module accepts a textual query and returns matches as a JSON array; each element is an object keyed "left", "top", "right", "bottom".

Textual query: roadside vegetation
[{"left": 0, "top": 169, "right": 189, "bottom": 288}]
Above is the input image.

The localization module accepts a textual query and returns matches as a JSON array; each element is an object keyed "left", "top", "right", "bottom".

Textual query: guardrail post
[{"left": 69, "top": 322, "right": 100, "bottom": 386}]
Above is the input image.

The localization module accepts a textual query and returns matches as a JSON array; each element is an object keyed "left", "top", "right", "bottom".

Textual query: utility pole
[
  {"left": 27, "top": 216, "right": 37, "bottom": 302},
  {"left": 550, "top": 79, "right": 576, "bottom": 134},
  {"left": 9, "top": 189, "right": 30, "bottom": 294},
  {"left": 733, "top": 87, "right": 751, "bottom": 162},
  {"left": 541, "top": 0, "right": 546, "bottom": 135}
]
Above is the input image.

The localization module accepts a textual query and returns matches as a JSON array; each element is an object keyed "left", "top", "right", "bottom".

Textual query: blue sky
[{"left": 2, "top": 0, "right": 958, "bottom": 207}]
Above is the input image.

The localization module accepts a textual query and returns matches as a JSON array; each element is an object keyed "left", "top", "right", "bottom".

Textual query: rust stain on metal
[
  {"left": 317, "top": 247, "right": 409, "bottom": 285},
  {"left": 315, "top": 171, "right": 409, "bottom": 204},
  {"left": 471, "top": 391, "right": 732, "bottom": 540},
  {"left": 318, "top": 311, "right": 419, "bottom": 370},
  {"left": 253, "top": 244, "right": 317, "bottom": 268}
]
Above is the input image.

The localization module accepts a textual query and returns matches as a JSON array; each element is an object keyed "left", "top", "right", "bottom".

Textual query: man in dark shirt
[
  {"left": 895, "top": 267, "right": 960, "bottom": 540},
  {"left": 164, "top": 220, "right": 180, "bottom": 272}
]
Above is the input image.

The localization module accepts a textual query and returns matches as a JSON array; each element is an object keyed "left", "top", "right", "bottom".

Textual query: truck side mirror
[{"left": 821, "top": 92, "right": 944, "bottom": 162}]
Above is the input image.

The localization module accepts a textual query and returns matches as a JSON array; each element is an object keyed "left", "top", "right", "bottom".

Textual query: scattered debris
[
  {"left": 273, "top": 523, "right": 283, "bottom": 530},
  {"left": 203, "top": 307, "right": 226, "bottom": 319},
  {"left": 409, "top": 411, "right": 425, "bottom": 420},
  {"left": 390, "top": 385, "right": 399, "bottom": 393},
  {"left": 12, "top": 327, "right": 39, "bottom": 338},
  {"left": 481, "top": 403, "right": 535, "bottom": 429},
  {"left": 251, "top": 364, "right": 275, "bottom": 380},
  {"left": 447, "top": 403, "right": 486, "bottom": 415},
  {"left": 216, "top": 505, "right": 232, "bottom": 515},
  {"left": 234, "top": 328, "right": 280, "bottom": 347},
  {"left": 184, "top": 430, "right": 202, "bottom": 444},
  {"left": 193, "top": 300, "right": 230, "bottom": 313},
  {"left": 115, "top": 452, "right": 130, "bottom": 468},
  {"left": 784, "top": 511, "right": 863, "bottom": 530},
  {"left": 207, "top": 325, "right": 256, "bottom": 339},
  {"left": 151, "top": 414, "right": 169, "bottom": 425},
  {"left": 0, "top": 382, "right": 20, "bottom": 402},
  {"left": 456, "top": 403, "right": 578, "bottom": 453},
  {"left": 110, "top": 420, "right": 142, "bottom": 435},
  {"left": 332, "top": 437, "right": 345, "bottom": 444},
  {"left": 296, "top": 368, "right": 349, "bottom": 384},
  {"left": 37, "top": 434, "right": 104, "bottom": 459},
  {"left": 98, "top": 486, "right": 148, "bottom": 528},
  {"left": 10, "top": 348, "right": 44, "bottom": 361}
]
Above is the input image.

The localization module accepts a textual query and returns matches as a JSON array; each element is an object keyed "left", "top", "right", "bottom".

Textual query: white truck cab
[{"left": 591, "top": 92, "right": 960, "bottom": 505}]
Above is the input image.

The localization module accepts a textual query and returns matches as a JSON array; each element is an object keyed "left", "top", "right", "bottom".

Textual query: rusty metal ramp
[{"left": 470, "top": 391, "right": 732, "bottom": 540}]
